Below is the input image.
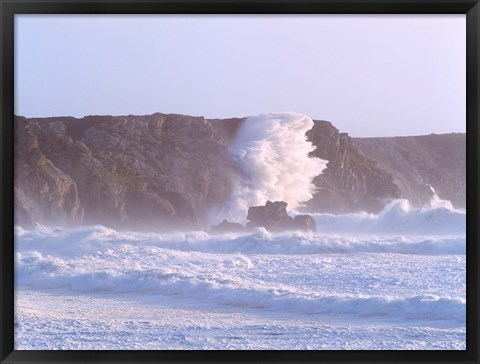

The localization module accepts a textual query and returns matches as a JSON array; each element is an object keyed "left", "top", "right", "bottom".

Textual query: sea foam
[{"left": 15, "top": 246, "right": 465, "bottom": 322}]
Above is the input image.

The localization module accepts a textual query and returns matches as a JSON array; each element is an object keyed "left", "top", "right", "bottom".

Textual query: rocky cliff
[
  {"left": 14, "top": 112, "right": 466, "bottom": 231},
  {"left": 305, "top": 120, "right": 402, "bottom": 213},
  {"left": 353, "top": 134, "right": 466, "bottom": 209},
  {"left": 15, "top": 113, "right": 244, "bottom": 231}
]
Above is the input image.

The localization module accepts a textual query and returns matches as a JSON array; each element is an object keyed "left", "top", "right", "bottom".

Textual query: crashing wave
[{"left": 212, "top": 112, "right": 327, "bottom": 223}]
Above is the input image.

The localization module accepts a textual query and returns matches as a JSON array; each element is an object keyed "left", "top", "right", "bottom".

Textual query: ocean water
[{"left": 14, "top": 200, "right": 466, "bottom": 350}]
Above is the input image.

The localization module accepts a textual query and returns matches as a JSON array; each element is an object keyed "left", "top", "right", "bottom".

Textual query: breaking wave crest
[{"left": 302, "top": 199, "right": 465, "bottom": 236}]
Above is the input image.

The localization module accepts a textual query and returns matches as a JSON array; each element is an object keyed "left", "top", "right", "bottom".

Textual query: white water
[
  {"left": 213, "top": 112, "right": 327, "bottom": 223},
  {"left": 15, "top": 202, "right": 466, "bottom": 350},
  {"left": 427, "top": 184, "right": 457, "bottom": 210},
  {"left": 301, "top": 199, "right": 465, "bottom": 236}
]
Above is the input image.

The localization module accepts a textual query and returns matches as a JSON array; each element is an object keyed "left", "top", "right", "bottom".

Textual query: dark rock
[
  {"left": 209, "top": 219, "right": 248, "bottom": 234},
  {"left": 352, "top": 134, "right": 466, "bottom": 209},
  {"left": 210, "top": 205, "right": 318, "bottom": 233},
  {"left": 247, "top": 201, "right": 289, "bottom": 223},
  {"left": 246, "top": 200, "right": 316, "bottom": 232},
  {"left": 207, "top": 118, "right": 245, "bottom": 145},
  {"left": 306, "top": 120, "right": 402, "bottom": 214},
  {"left": 305, "top": 120, "right": 465, "bottom": 212},
  {"left": 293, "top": 215, "right": 317, "bottom": 232},
  {"left": 14, "top": 113, "right": 245, "bottom": 232},
  {"left": 14, "top": 117, "right": 84, "bottom": 229}
]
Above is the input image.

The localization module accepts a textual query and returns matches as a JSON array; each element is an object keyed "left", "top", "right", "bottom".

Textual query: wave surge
[{"left": 215, "top": 112, "right": 327, "bottom": 222}]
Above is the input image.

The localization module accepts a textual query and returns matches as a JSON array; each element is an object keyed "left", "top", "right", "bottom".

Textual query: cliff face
[
  {"left": 305, "top": 120, "right": 401, "bottom": 213},
  {"left": 352, "top": 134, "right": 466, "bottom": 209},
  {"left": 15, "top": 113, "right": 243, "bottom": 231},
  {"left": 14, "top": 112, "right": 466, "bottom": 231}
]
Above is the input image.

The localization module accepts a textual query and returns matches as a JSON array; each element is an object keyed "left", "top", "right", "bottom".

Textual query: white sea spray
[{"left": 212, "top": 112, "right": 327, "bottom": 223}]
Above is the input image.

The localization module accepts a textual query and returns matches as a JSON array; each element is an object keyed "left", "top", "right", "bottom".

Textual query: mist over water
[{"left": 15, "top": 197, "right": 466, "bottom": 257}]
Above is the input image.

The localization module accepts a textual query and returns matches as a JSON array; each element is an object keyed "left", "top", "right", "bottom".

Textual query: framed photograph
[{"left": 1, "top": 0, "right": 479, "bottom": 363}]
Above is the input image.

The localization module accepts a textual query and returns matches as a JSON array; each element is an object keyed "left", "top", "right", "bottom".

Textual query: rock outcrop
[
  {"left": 209, "top": 201, "right": 317, "bottom": 233},
  {"left": 305, "top": 120, "right": 402, "bottom": 214},
  {"left": 14, "top": 113, "right": 244, "bottom": 231},
  {"left": 246, "top": 201, "right": 294, "bottom": 231},
  {"left": 209, "top": 219, "right": 248, "bottom": 234},
  {"left": 247, "top": 201, "right": 317, "bottom": 232},
  {"left": 304, "top": 121, "right": 465, "bottom": 212},
  {"left": 352, "top": 134, "right": 466, "bottom": 209},
  {"left": 292, "top": 215, "right": 317, "bottom": 232}
]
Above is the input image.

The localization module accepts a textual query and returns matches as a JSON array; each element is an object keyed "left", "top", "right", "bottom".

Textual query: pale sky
[{"left": 15, "top": 14, "right": 466, "bottom": 137}]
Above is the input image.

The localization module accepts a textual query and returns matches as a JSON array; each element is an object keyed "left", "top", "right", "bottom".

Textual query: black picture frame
[{"left": 1, "top": 0, "right": 479, "bottom": 363}]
